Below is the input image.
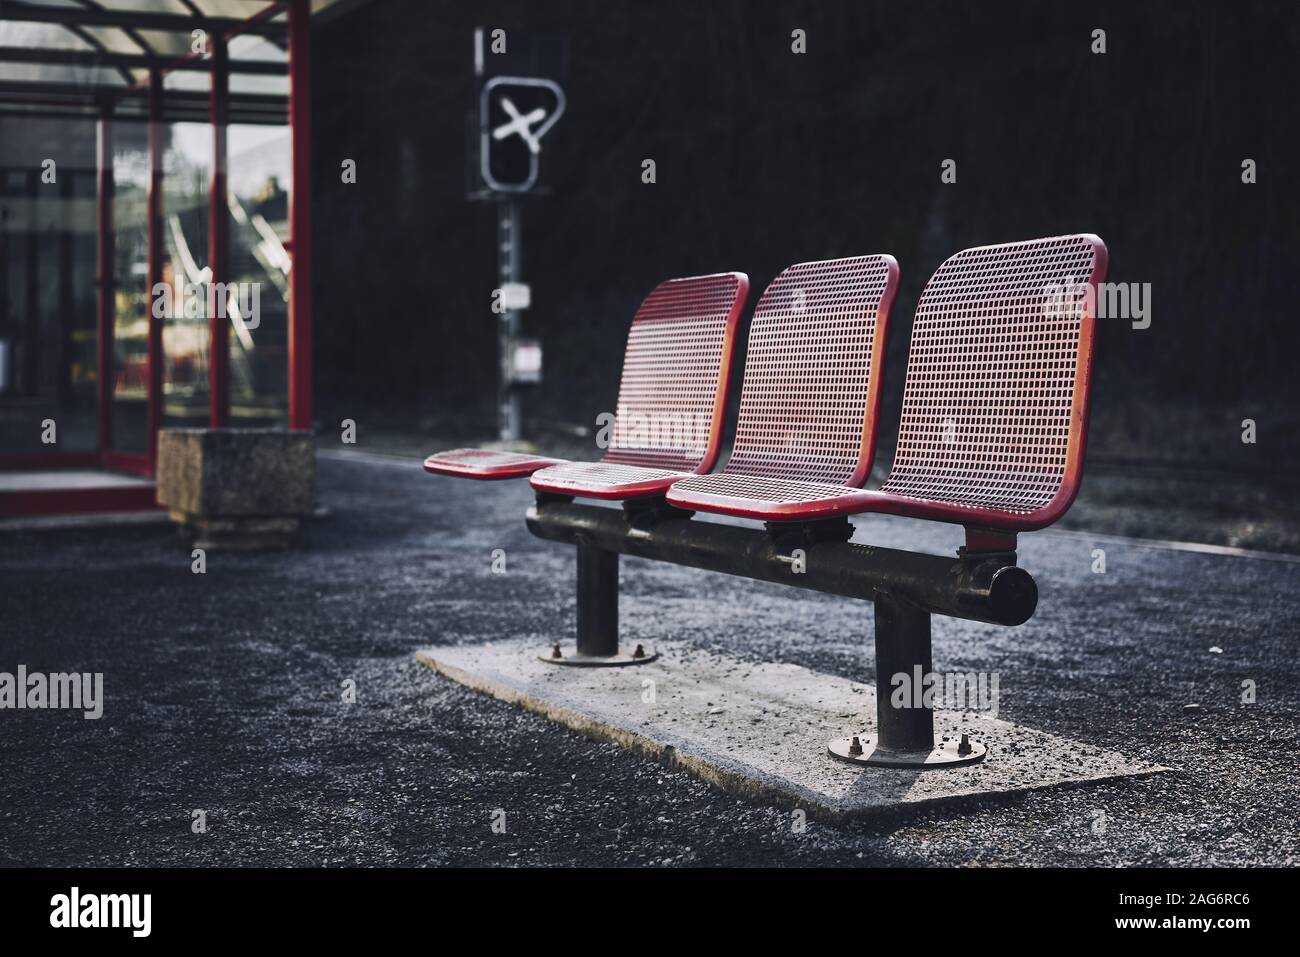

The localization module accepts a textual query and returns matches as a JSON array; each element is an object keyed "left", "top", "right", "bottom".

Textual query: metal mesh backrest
[
  {"left": 880, "top": 234, "right": 1104, "bottom": 514},
  {"left": 723, "top": 256, "right": 897, "bottom": 485},
  {"left": 604, "top": 273, "right": 744, "bottom": 472}
]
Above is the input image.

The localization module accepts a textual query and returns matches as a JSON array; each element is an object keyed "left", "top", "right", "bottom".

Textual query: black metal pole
[
  {"left": 873, "top": 593, "right": 934, "bottom": 753},
  {"left": 497, "top": 200, "right": 521, "bottom": 441},
  {"left": 526, "top": 500, "right": 1036, "bottom": 627},
  {"left": 576, "top": 541, "right": 619, "bottom": 657}
]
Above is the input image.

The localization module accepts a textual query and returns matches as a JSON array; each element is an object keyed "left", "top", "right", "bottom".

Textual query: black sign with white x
[{"left": 478, "top": 76, "right": 566, "bottom": 193}]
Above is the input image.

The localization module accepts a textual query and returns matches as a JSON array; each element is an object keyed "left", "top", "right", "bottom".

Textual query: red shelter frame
[{"left": 0, "top": 0, "right": 313, "bottom": 516}]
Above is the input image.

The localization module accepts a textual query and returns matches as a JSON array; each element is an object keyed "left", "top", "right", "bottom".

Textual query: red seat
[
  {"left": 666, "top": 255, "right": 900, "bottom": 519},
  {"left": 529, "top": 272, "right": 748, "bottom": 499},
  {"left": 424, "top": 272, "right": 746, "bottom": 487},
  {"left": 525, "top": 461, "right": 691, "bottom": 499},
  {"left": 423, "top": 448, "right": 566, "bottom": 480},
  {"left": 839, "top": 234, "right": 1108, "bottom": 534}
]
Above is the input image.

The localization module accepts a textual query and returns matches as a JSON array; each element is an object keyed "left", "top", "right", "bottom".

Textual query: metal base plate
[
  {"left": 538, "top": 644, "right": 660, "bottom": 667},
  {"left": 827, "top": 733, "right": 988, "bottom": 768}
]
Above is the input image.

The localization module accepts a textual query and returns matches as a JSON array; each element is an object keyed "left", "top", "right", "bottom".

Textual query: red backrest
[
  {"left": 879, "top": 233, "right": 1108, "bottom": 520},
  {"left": 722, "top": 255, "right": 900, "bottom": 485},
  {"left": 603, "top": 272, "right": 748, "bottom": 473}
]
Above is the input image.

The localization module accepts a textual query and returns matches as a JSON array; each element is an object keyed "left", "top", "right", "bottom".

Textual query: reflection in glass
[{"left": 111, "top": 122, "right": 149, "bottom": 456}]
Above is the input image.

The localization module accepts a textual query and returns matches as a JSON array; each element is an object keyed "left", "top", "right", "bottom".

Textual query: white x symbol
[{"left": 492, "top": 97, "right": 548, "bottom": 154}]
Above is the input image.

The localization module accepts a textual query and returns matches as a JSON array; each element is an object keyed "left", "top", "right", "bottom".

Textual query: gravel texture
[{"left": 1, "top": 450, "right": 1296, "bottom": 867}]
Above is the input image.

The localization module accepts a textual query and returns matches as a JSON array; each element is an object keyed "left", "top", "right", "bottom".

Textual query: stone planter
[{"left": 156, "top": 428, "right": 315, "bottom": 549}]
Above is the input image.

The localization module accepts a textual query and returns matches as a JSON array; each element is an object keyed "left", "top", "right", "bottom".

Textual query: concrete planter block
[{"left": 156, "top": 428, "right": 315, "bottom": 549}]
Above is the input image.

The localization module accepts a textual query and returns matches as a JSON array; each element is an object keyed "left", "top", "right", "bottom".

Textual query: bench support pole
[
  {"left": 874, "top": 593, "right": 934, "bottom": 752},
  {"left": 827, "top": 592, "right": 987, "bottom": 767},
  {"left": 527, "top": 499, "right": 1021, "bottom": 747},
  {"left": 576, "top": 541, "right": 618, "bottom": 656},
  {"left": 540, "top": 540, "right": 658, "bottom": 667}
]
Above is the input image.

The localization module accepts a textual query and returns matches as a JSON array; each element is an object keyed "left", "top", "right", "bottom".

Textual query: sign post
[
  {"left": 471, "top": 28, "right": 565, "bottom": 442},
  {"left": 496, "top": 199, "right": 521, "bottom": 440}
]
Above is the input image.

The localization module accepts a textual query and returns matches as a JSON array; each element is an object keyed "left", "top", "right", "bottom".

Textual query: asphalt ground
[{"left": 1, "top": 449, "right": 1297, "bottom": 866}]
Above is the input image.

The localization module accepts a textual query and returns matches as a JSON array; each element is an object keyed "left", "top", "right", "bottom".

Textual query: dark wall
[{"left": 312, "top": 0, "right": 1300, "bottom": 466}]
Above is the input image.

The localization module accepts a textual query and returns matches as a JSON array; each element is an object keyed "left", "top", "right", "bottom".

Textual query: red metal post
[
  {"left": 146, "top": 68, "right": 164, "bottom": 469},
  {"left": 288, "top": 0, "right": 312, "bottom": 431},
  {"left": 95, "top": 105, "right": 114, "bottom": 454},
  {"left": 208, "top": 34, "right": 230, "bottom": 427}
]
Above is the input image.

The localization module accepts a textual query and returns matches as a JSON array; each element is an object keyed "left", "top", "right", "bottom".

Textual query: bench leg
[
  {"left": 827, "top": 592, "right": 986, "bottom": 767},
  {"left": 577, "top": 541, "right": 619, "bottom": 656},
  {"left": 539, "top": 541, "right": 659, "bottom": 667}
]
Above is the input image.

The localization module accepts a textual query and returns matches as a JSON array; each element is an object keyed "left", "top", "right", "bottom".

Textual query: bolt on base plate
[
  {"left": 538, "top": 643, "right": 660, "bottom": 667},
  {"left": 827, "top": 732, "right": 988, "bottom": 768}
]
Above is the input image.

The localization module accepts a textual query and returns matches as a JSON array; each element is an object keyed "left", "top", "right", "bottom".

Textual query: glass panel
[
  {"left": 226, "top": 123, "right": 290, "bottom": 427},
  {"left": 229, "top": 73, "right": 289, "bottom": 96},
  {"left": 229, "top": 32, "right": 286, "bottom": 63},
  {"left": 0, "top": 117, "right": 100, "bottom": 455},
  {"left": 161, "top": 121, "right": 212, "bottom": 429},
  {"left": 110, "top": 121, "right": 150, "bottom": 456}
]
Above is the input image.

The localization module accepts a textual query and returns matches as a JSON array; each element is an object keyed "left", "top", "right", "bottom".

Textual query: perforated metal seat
[
  {"left": 670, "top": 473, "right": 872, "bottom": 520},
  {"left": 529, "top": 272, "right": 748, "bottom": 499},
  {"left": 667, "top": 255, "right": 900, "bottom": 520},
  {"left": 423, "top": 448, "right": 566, "bottom": 480},
  {"left": 424, "top": 272, "right": 747, "bottom": 488},
  {"left": 526, "top": 461, "right": 690, "bottom": 499},
  {"left": 839, "top": 234, "right": 1108, "bottom": 533}
]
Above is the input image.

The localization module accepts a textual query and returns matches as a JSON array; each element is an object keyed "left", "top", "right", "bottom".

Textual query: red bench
[{"left": 431, "top": 234, "right": 1109, "bottom": 769}]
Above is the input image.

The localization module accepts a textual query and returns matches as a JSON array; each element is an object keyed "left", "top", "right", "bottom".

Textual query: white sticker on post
[
  {"left": 511, "top": 339, "right": 542, "bottom": 383},
  {"left": 500, "top": 282, "right": 531, "bottom": 310}
]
